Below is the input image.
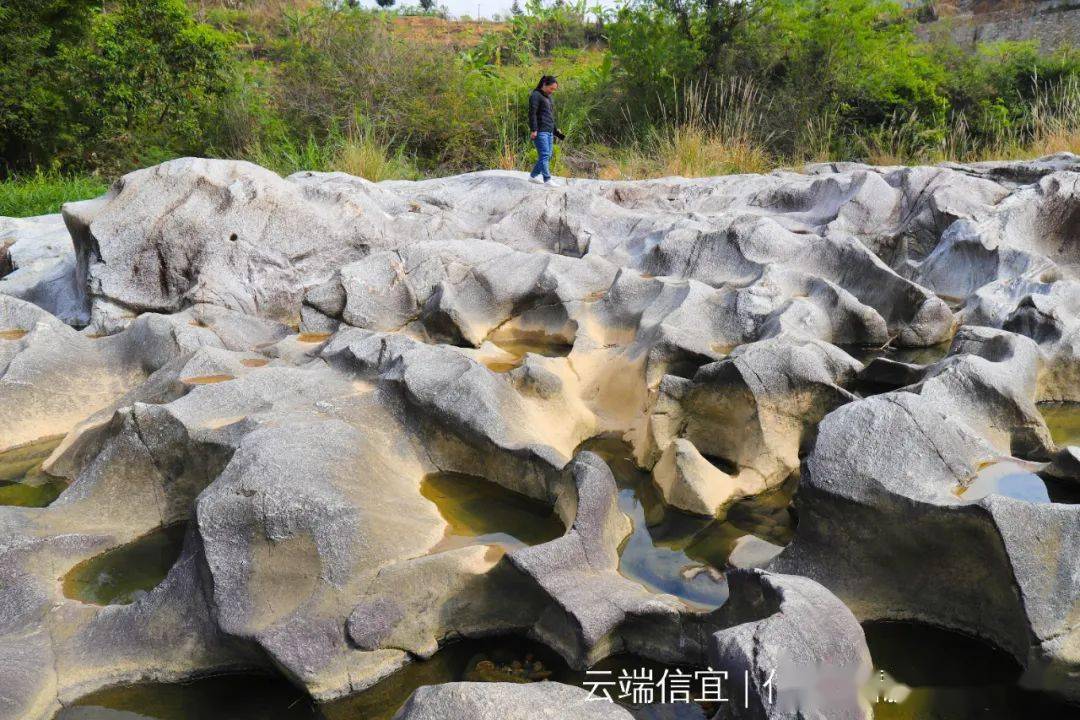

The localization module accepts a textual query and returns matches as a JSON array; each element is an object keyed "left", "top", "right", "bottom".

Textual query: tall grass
[
  {"left": 859, "top": 76, "right": 1080, "bottom": 165},
  {"left": 1013, "top": 75, "right": 1080, "bottom": 157},
  {"left": 489, "top": 95, "right": 530, "bottom": 171},
  {"left": 649, "top": 78, "right": 774, "bottom": 176},
  {"left": 333, "top": 121, "right": 419, "bottom": 181},
  {"left": 566, "top": 73, "right": 1079, "bottom": 178},
  {"left": 583, "top": 78, "right": 775, "bottom": 179},
  {"left": 242, "top": 117, "right": 418, "bottom": 180},
  {"left": 0, "top": 172, "right": 108, "bottom": 218},
  {"left": 5, "top": 75, "right": 1074, "bottom": 206}
]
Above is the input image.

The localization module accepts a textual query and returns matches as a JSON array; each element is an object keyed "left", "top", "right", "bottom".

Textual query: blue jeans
[{"left": 530, "top": 131, "right": 553, "bottom": 181}]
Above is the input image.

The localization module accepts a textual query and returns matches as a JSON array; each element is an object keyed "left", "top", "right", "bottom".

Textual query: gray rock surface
[
  {"left": 3, "top": 154, "right": 1080, "bottom": 719},
  {"left": 772, "top": 326, "right": 1080, "bottom": 702},
  {"left": 710, "top": 570, "right": 871, "bottom": 720},
  {"left": 0, "top": 214, "right": 84, "bottom": 324}
]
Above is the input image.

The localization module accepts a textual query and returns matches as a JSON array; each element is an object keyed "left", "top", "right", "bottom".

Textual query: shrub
[
  {"left": 1, "top": 0, "right": 237, "bottom": 175},
  {"left": 59, "top": 0, "right": 236, "bottom": 173},
  {"left": 4, "top": 0, "right": 1079, "bottom": 180},
  {"left": 0, "top": 0, "right": 99, "bottom": 174}
]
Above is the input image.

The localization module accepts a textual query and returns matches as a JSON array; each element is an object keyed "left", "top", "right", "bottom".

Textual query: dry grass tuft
[{"left": 332, "top": 126, "right": 417, "bottom": 181}]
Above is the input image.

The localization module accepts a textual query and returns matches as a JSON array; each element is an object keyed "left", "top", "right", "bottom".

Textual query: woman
[{"left": 528, "top": 75, "right": 564, "bottom": 186}]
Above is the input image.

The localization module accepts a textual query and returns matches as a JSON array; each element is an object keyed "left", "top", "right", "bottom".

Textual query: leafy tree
[
  {"left": 0, "top": 0, "right": 99, "bottom": 174},
  {"left": 607, "top": 0, "right": 952, "bottom": 143},
  {"left": 374, "top": 0, "right": 397, "bottom": 7},
  {"left": 59, "top": 0, "right": 235, "bottom": 171},
  {"left": 743, "top": 0, "right": 947, "bottom": 127},
  {"left": 606, "top": 1, "right": 704, "bottom": 108},
  {"left": 0, "top": 0, "right": 235, "bottom": 174},
  {"left": 420, "top": 0, "right": 436, "bottom": 9},
  {"left": 605, "top": 0, "right": 757, "bottom": 116}
]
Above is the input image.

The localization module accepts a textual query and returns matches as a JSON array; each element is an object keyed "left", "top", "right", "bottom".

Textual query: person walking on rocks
[{"left": 528, "top": 75, "right": 565, "bottom": 186}]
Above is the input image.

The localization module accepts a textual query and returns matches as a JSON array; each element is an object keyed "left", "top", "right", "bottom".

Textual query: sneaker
[
  {"left": 544, "top": 177, "right": 563, "bottom": 187},
  {"left": 529, "top": 175, "right": 545, "bottom": 185}
]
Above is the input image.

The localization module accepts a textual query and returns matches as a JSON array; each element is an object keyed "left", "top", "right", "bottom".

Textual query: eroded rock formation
[{"left": 3, "top": 153, "right": 1080, "bottom": 719}]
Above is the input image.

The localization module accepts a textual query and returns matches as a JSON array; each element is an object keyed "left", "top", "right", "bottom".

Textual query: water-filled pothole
[
  {"left": 483, "top": 335, "right": 573, "bottom": 372},
  {"left": 57, "top": 673, "right": 318, "bottom": 720},
  {"left": 949, "top": 459, "right": 1080, "bottom": 505},
  {"left": 580, "top": 437, "right": 795, "bottom": 610},
  {"left": 323, "top": 637, "right": 710, "bottom": 720},
  {"left": 842, "top": 340, "right": 952, "bottom": 366},
  {"left": 1039, "top": 402, "right": 1080, "bottom": 448},
  {"left": 59, "top": 637, "right": 709, "bottom": 720},
  {"left": 180, "top": 374, "right": 235, "bottom": 385},
  {"left": 297, "top": 332, "right": 333, "bottom": 343},
  {"left": 480, "top": 353, "right": 521, "bottom": 374},
  {"left": 0, "top": 328, "right": 28, "bottom": 340},
  {"left": 0, "top": 436, "right": 67, "bottom": 507},
  {"left": 420, "top": 472, "right": 564, "bottom": 553},
  {"left": 62, "top": 524, "right": 187, "bottom": 605},
  {"left": 323, "top": 637, "right": 567, "bottom": 720},
  {"left": 863, "top": 621, "right": 1079, "bottom": 718}
]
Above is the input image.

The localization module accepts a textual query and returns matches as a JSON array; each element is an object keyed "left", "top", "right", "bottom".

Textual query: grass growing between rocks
[{"left": 0, "top": 172, "right": 109, "bottom": 218}]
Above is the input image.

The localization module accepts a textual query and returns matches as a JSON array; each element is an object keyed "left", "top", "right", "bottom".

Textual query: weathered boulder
[
  {"left": 0, "top": 214, "right": 84, "bottom": 325},
  {"left": 508, "top": 452, "right": 685, "bottom": 667},
  {"left": 646, "top": 338, "right": 860, "bottom": 508},
  {"left": 62, "top": 158, "right": 387, "bottom": 333},
  {"left": 652, "top": 438, "right": 742, "bottom": 516},
  {"left": 4, "top": 155, "right": 1080, "bottom": 720},
  {"left": 0, "top": 295, "right": 208, "bottom": 453},
  {"left": 772, "top": 328, "right": 1080, "bottom": 702},
  {"left": 710, "top": 570, "right": 871, "bottom": 720}
]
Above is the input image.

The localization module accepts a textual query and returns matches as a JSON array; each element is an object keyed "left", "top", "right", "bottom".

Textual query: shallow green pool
[
  {"left": 0, "top": 436, "right": 67, "bottom": 508},
  {"left": 59, "top": 637, "right": 706, "bottom": 720},
  {"left": 420, "top": 471, "right": 565, "bottom": 552},
  {"left": 1039, "top": 402, "right": 1080, "bottom": 448},
  {"left": 841, "top": 340, "right": 953, "bottom": 366},
  {"left": 58, "top": 673, "right": 318, "bottom": 720},
  {"left": 62, "top": 524, "right": 188, "bottom": 605},
  {"left": 579, "top": 436, "right": 795, "bottom": 610}
]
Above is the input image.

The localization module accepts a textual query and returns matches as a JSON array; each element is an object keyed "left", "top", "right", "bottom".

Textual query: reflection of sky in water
[
  {"left": 616, "top": 487, "right": 729, "bottom": 609},
  {"left": 581, "top": 437, "right": 794, "bottom": 611},
  {"left": 951, "top": 460, "right": 1052, "bottom": 505},
  {"left": 950, "top": 458, "right": 1080, "bottom": 506}
]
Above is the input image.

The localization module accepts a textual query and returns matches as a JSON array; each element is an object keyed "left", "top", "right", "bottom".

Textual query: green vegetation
[
  {"left": 1, "top": 0, "right": 1078, "bottom": 216},
  {"left": 0, "top": 172, "right": 108, "bottom": 217}
]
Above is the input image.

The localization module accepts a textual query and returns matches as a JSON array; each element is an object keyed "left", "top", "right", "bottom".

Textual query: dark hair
[{"left": 535, "top": 75, "right": 558, "bottom": 91}]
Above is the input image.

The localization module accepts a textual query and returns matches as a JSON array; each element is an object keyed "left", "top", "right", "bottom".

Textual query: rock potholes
[{"left": 3, "top": 154, "right": 1080, "bottom": 718}]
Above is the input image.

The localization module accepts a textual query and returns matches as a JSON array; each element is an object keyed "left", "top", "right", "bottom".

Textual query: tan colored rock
[{"left": 652, "top": 438, "right": 755, "bottom": 517}]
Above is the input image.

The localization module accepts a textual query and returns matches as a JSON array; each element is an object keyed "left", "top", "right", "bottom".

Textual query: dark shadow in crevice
[{"left": 863, "top": 620, "right": 1080, "bottom": 718}]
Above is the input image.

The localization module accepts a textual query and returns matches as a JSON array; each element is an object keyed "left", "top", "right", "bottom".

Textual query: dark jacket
[{"left": 528, "top": 88, "right": 558, "bottom": 135}]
